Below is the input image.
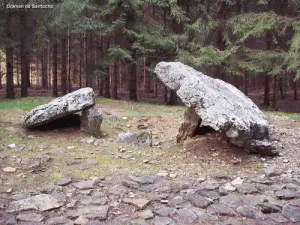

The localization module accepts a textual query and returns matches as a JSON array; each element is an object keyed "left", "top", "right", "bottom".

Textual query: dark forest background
[{"left": 0, "top": 0, "right": 300, "bottom": 111}]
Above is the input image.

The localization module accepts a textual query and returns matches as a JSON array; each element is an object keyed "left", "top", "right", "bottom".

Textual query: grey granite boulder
[
  {"left": 155, "top": 62, "right": 277, "bottom": 155},
  {"left": 24, "top": 88, "right": 95, "bottom": 128}
]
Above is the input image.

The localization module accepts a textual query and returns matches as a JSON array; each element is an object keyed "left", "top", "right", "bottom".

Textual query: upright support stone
[
  {"left": 176, "top": 107, "right": 200, "bottom": 143},
  {"left": 80, "top": 107, "right": 103, "bottom": 138}
]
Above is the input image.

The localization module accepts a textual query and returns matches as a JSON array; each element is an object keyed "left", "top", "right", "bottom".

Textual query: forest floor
[{"left": 0, "top": 97, "right": 300, "bottom": 224}]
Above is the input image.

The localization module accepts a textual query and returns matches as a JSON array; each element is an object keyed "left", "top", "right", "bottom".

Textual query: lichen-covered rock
[
  {"left": 24, "top": 88, "right": 95, "bottom": 128},
  {"left": 80, "top": 106, "right": 103, "bottom": 137},
  {"left": 154, "top": 62, "right": 277, "bottom": 155},
  {"left": 117, "top": 132, "right": 152, "bottom": 147}
]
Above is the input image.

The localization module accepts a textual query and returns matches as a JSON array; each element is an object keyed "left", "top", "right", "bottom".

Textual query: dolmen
[
  {"left": 24, "top": 87, "right": 102, "bottom": 137},
  {"left": 155, "top": 62, "right": 278, "bottom": 156}
]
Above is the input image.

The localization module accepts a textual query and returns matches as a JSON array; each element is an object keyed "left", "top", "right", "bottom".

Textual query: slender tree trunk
[
  {"left": 68, "top": 29, "right": 72, "bottom": 93},
  {"left": 98, "top": 37, "right": 103, "bottom": 96},
  {"left": 129, "top": 61, "right": 138, "bottom": 101},
  {"left": 42, "top": 46, "right": 48, "bottom": 89},
  {"left": 264, "top": 76, "right": 270, "bottom": 106},
  {"left": 143, "top": 57, "right": 150, "bottom": 94},
  {"left": 20, "top": 12, "right": 29, "bottom": 97},
  {"left": 244, "top": 70, "right": 248, "bottom": 96},
  {"left": 6, "top": 13, "right": 14, "bottom": 99},
  {"left": 103, "top": 37, "right": 110, "bottom": 98},
  {"left": 279, "top": 77, "right": 284, "bottom": 100},
  {"left": 52, "top": 37, "right": 58, "bottom": 97},
  {"left": 61, "top": 36, "right": 67, "bottom": 95},
  {"left": 294, "top": 81, "right": 298, "bottom": 100},
  {"left": 79, "top": 34, "right": 83, "bottom": 88},
  {"left": 0, "top": 56, "right": 2, "bottom": 89},
  {"left": 16, "top": 53, "right": 20, "bottom": 87},
  {"left": 272, "top": 77, "right": 277, "bottom": 109},
  {"left": 48, "top": 40, "right": 51, "bottom": 89}
]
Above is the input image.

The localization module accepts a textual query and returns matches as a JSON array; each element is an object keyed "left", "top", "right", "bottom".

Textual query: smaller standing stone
[{"left": 80, "top": 107, "right": 103, "bottom": 137}]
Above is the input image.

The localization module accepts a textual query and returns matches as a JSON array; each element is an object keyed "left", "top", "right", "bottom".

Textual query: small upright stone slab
[{"left": 80, "top": 106, "right": 103, "bottom": 137}]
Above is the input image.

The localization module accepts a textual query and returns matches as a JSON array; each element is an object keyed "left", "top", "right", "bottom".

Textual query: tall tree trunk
[
  {"left": 16, "top": 53, "right": 20, "bottom": 87},
  {"left": 164, "top": 86, "right": 168, "bottom": 103},
  {"left": 0, "top": 55, "right": 2, "bottom": 89},
  {"left": 20, "top": 12, "right": 29, "bottom": 97},
  {"left": 244, "top": 70, "right": 248, "bottom": 96},
  {"left": 129, "top": 61, "right": 138, "bottom": 101},
  {"left": 279, "top": 77, "right": 284, "bottom": 100},
  {"left": 68, "top": 29, "right": 72, "bottom": 93},
  {"left": 61, "top": 36, "right": 67, "bottom": 95},
  {"left": 294, "top": 80, "right": 298, "bottom": 100},
  {"left": 103, "top": 37, "right": 110, "bottom": 98},
  {"left": 42, "top": 46, "right": 48, "bottom": 89},
  {"left": 264, "top": 76, "right": 270, "bottom": 106},
  {"left": 52, "top": 37, "right": 58, "bottom": 97},
  {"left": 6, "top": 13, "right": 14, "bottom": 99},
  {"left": 48, "top": 40, "right": 51, "bottom": 89},
  {"left": 79, "top": 34, "right": 83, "bottom": 88},
  {"left": 272, "top": 77, "right": 277, "bottom": 109},
  {"left": 98, "top": 37, "right": 103, "bottom": 96},
  {"left": 143, "top": 57, "right": 150, "bottom": 94}
]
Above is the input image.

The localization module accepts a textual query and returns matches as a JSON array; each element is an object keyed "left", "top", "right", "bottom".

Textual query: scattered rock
[
  {"left": 86, "top": 158, "right": 99, "bottom": 165},
  {"left": 138, "top": 209, "right": 154, "bottom": 220},
  {"left": 45, "top": 216, "right": 73, "bottom": 225},
  {"left": 267, "top": 213, "right": 289, "bottom": 223},
  {"left": 57, "top": 178, "right": 72, "bottom": 186},
  {"left": 7, "top": 144, "right": 17, "bottom": 149},
  {"left": 176, "top": 208, "right": 198, "bottom": 224},
  {"left": 210, "top": 203, "right": 237, "bottom": 216},
  {"left": 275, "top": 189, "right": 300, "bottom": 200},
  {"left": 117, "top": 132, "right": 152, "bottom": 147},
  {"left": 154, "top": 216, "right": 175, "bottom": 225},
  {"left": 231, "top": 177, "right": 244, "bottom": 186},
  {"left": 7, "top": 194, "right": 64, "bottom": 212},
  {"left": 128, "top": 175, "right": 158, "bottom": 185},
  {"left": 123, "top": 198, "right": 150, "bottom": 210},
  {"left": 16, "top": 213, "right": 44, "bottom": 222},
  {"left": 282, "top": 204, "right": 300, "bottom": 222},
  {"left": 3, "top": 167, "right": 17, "bottom": 173},
  {"left": 74, "top": 215, "right": 89, "bottom": 225},
  {"left": 186, "top": 193, "right": 213, "bottom": 208},
  {"left": 73, "top": 180, "right": 97, "bottom": 190}
]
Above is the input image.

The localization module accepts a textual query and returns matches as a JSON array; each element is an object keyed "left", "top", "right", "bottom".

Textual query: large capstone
[
  {"left": 24, "top": 88, "right": 95, "bottom": 128},
  {"left": 154, "top": 62, "right": 277, "bottom": 155}
]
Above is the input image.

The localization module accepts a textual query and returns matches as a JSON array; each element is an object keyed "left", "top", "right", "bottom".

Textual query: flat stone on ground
[
  {"left": 123, "top": 198, "right": 150, "bottom": 210},
  {"left": 16, "top": 212, "right": 44, "bottom": 222},
  {"left": 73, "top": 180, "right": 97, "bottom": 190},
  {"left": 7, "top": 194, "right": 64, "bottom": 212}
]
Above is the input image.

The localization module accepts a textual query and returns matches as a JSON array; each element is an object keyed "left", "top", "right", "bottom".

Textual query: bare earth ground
[{"left": 0, "top": 97, "right": 300, "bottom": 224}]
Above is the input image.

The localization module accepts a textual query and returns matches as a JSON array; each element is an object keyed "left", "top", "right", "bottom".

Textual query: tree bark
[
  {"left": 42, "top": 46, "right": 48, "bottom": 89},
  {"left": 68, "top": 30, "right": 72, "bottom": 93},
  {"left": 6, "top": 12, "right": 14, "bottom": 99},
  {"left": 294, "top": 80, "right": 298, "bottom": 100},
  {"left": 16, "top": 53, "right": 20, "bottom": 87},
  {"left": 0, "top": 55, "right": 2, "bottom": 89},
  {"left": 52, "top": 37, "right": 58, "bottom": 97},
  {"left": 271, "top": 77, "right": 277, "bottom": 109},
  {"left": 264, "top": 76, "right": 270, "bottom": 106},
  {"left": 20, "top": 12, "right": 29, "bottom": 97},
  {"left": 79, "top": 34, "right": 83, "bottom": 88},
  {"left": 61, "top": 36, "right": 67, "bottom": 95},
  {"left": 128, "top": 61, "right": 138, "bottom": 101}
]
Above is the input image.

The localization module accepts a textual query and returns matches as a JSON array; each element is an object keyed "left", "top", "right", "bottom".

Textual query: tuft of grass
[
  {"left": 51, "top": 172, "right": 62, "bottom": 180},
  {"left": 265, "top": 111, "right": 300, "bottom": 121},
  {"left": 97, "top": 97, "right": 183, "bottom": 117},
  {"left": 0, "top": 97, "right": 51, "bottom": 111}
]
